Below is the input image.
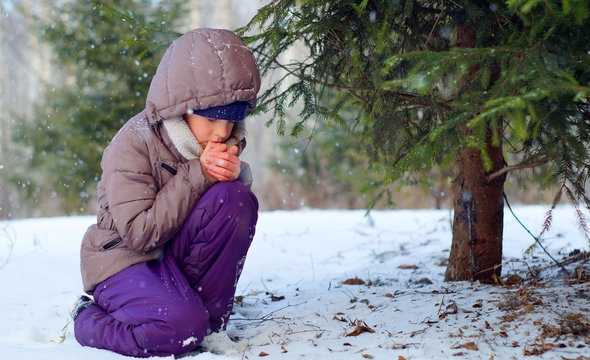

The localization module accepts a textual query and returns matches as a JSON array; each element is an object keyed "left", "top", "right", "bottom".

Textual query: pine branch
[{"left": 486, "top": 157, "right": 549, "bottom": 182}]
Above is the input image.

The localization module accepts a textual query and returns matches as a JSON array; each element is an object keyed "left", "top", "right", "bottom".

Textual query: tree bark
[
  {"left": 444, "top": 25, "right": 506, "bottom": 282},
  {"left": 444, "top": 126, "right": 506, "bottom": 282}
]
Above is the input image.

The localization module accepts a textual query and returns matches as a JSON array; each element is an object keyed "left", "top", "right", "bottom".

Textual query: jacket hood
[{"left": 146, "top": 28, "right": 261, "bottom": 125}]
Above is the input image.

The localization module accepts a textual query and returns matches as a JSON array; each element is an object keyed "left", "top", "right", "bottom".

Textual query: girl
[{"left": 70, "top": 28, "right": 261, "bottom": 357}]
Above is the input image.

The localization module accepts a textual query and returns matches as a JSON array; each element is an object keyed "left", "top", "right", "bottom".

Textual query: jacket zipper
[
  {"left": 103, "top": 237, "right": 123, "bottom": 250},
  {"left": 161, "top": 163, "right": 177, "bottom": 175}
]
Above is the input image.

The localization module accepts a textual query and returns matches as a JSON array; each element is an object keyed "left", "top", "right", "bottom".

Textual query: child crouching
[{"left": 71, "top": 28, "right": 261, "bottom": 357}]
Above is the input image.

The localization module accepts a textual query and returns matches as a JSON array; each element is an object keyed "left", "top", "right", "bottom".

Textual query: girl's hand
[{"left": 201, "top": 143, "right": 241, "bottom": 182}]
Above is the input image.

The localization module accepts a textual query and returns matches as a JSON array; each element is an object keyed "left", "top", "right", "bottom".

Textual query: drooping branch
[{"left": 486, "top": 157, "right": 549, "bottom": 182}]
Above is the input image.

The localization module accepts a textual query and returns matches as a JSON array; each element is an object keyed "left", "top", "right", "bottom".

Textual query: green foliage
[
  {"left": 241, "top": 0, "right": 590, "bottom": 219},
  {"left": 239, "top": 0, "right": 457, "bottom": 204},
  {"left": 15, "top": 0, "right": 186, "bottom": 214}
]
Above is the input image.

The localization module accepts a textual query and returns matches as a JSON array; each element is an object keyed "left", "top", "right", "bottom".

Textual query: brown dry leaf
[
  {"left": 362, "top": 354, "right": 374, "bottom": 359},
  {"left": 342, "top": 277, "right": 365, "bottom": 285},
  {"left": 333, "top": 316, "right": 347, "bottom": 322},
  {"left": 281, "top": 345, "right": 288, "bottom": 353},
  {"left": 493, "top": 273, "right": 504, "bottom": 285},
  {"left": 399, "top": 356, "right": 407, "bottom": 360},
  {"left": 385, "top": 293, "right": 395, "bottom": 298},
  {"left": 506, "top": 274, "right": 523, "bottom": 285},
  {"left": 439, "top": 301, "right": 458, "bottom": 320},
  {"left": 511, "top": 341, "right": 520, "bottom": 347},
  {"left": 235, "top": 295, "right": 244, "bottom": 303},
  {"left": 496, "top": 331, "right": 508, "bottom": 338},
  {"left": 346, "top": 320, "right": 376, "bottom": 337},
  {"left": 398, "top": 264, "right": 418, "bottom": 270},
  {"left": 343, "top": 342, "right": 353, "bottom": 346},
  {"left": 522, "top": 304, "right": 535, "bottom": 314},
  {"left": 259, "top": 352, "right": 269, "bottom": 357},
  {"left": 270, "top": 294, "right": 285, "bottom": 302},
  {"left": 484, "top": 321, "right": 491, "bottom": 329},
  {"left": 451, "top": 341, "right": 479, "bottom": 351},
  {"left": 526, "top": 342, "right": 555, "bottom": 356}
]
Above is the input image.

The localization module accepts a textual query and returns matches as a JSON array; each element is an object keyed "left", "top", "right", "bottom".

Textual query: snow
[{"left": 0, "top": 206, "right": 588, "bottom": 359}]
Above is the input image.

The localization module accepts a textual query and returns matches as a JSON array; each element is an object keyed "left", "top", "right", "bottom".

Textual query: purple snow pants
[{"left": 74, "top": 181, "right": 258, "bottom": 357}]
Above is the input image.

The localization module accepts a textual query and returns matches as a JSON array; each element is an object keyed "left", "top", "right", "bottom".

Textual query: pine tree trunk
[
  {"left": 444, "top": 126, "right": 506, "bottom": 282},
  {"left": 444, "top": 25, "right": 506, "bottom": 282}
]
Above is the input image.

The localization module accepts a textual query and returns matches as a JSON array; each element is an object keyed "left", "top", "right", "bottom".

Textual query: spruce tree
[
  {"left": 15, "top": 0, "right": 185, "bottom": 214},
  {"left": 240, "top": 0, "right": 590, "bottom": 281}
]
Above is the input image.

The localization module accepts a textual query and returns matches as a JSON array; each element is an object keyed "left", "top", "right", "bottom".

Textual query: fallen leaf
[
  {"left": 281, "top": 345, "right": 288, "bottom": 353},
  {"left": 343, "top": 342, "right": 352, "bottom": 346},
  {"left": 270, "top": 294, "right": 285, "bottom": 302},
  {"left": 523, "top": 343, "right": 554, "bottom": 356},
  {"left": 259, "top": 352, "right": 269, "bottom": 357},
  {"left": 398, "top": 264, "right": 418, "bottom": 270},
  {"left": 385, "top": 293, "right": 395, "bottom": 298},
  {"left": 342, "top": 278, "right": 365, "bottom": 285},
  {"left": 414, "top": 277, "right": 433, "bottom": 285},
  {"left": 451, "top": 341, "right": 478, "bottom": 351},
  {"left": 484, "top": 321, "right": 492, "bottom": 329},
  {"left": 506, "top": 274, "right": 523, "bottom": 285},
  {"left": 439, "top": 301, "right": 458, "bottom": 319},
  {"left": 346, "top": 320, "right": 375, "bottom": 337},
  {"left": 362, "top": 354, "right": 374, "bottom": 359},
  {"left": 493, "top": 273, "right": 504, "bottom": 285},
  {"left": 235, "top": 295, "right": 244, "bottom": 303},
  {"left": 399, "top": 356, "right": 407, "bottom": 360},
  {"left": 522, "top": 304, "right": 534, "bottom": 314},
  {"left": 333, "top": 316, "right": 347, "bottom": 322}
]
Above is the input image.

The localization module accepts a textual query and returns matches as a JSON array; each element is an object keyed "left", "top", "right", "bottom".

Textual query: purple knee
[
  {"left": 207, "top": 181, "right": 258, "bottom": 214},
  {"left": 134, "top": 301, "right": 210, "bottom": 356}
]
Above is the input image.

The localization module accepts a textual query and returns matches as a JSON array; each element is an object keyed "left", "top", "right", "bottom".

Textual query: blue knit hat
[{"left": 193, "top": 101, "right": 249, "bottom": 122}]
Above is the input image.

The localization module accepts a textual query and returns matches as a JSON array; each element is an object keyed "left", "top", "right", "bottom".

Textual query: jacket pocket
[
  {"left": 103, "top": 237, "right": 123, "bottom": 250},
  {"left": 161, "top": 162, "right": 177, "bottom": 175},
  {"left": 155, "top": 161, "right": 178, "bottom": 189}
]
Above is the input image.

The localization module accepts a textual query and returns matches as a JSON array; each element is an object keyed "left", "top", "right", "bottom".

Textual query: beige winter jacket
[{"left": 80, "top": 28, "right": 261, "bottom": 293}]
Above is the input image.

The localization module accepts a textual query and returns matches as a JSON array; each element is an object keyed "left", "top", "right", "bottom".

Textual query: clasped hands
[{"left": 200, "top": 142, "right": 241, "bottom": 183}]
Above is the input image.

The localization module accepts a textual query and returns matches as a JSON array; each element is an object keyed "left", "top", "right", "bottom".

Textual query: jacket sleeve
[
  {"left": 238, "top": 161, "right": 253, "bottom": 189},
  {"left": 102, "top": 129, "right": 212, "bottom": 253}
]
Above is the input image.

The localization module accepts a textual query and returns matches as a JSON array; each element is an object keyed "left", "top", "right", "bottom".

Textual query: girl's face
[{"left": 185, "top": 113, "right": 234, "bottom": 147}]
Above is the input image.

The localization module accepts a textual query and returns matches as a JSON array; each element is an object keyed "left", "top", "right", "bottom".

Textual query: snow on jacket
[{"left": 80, "top": 28, "right": 261, "bottom": 293}]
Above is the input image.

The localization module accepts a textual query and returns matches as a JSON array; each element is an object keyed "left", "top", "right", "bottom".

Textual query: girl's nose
[{"left": 214, "top": 120, "right": 233, "bottom": 141}]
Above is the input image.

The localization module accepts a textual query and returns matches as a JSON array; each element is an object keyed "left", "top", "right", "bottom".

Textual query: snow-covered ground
[{"left": 0, "top": 206, "right": 588, "bottom": 359}]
